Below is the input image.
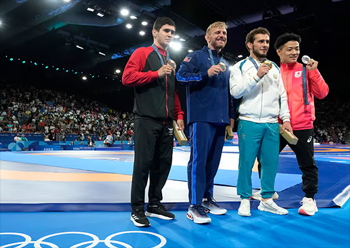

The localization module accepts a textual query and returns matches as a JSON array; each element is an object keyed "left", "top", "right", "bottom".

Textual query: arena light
[
  {"left": 9, "top": 58, "right": 13, "bottom": 61},
  {"left": 82, "top": 76, "right": 87, "bottom": 80},
  {"left": 174, "top": 35, "right": 180, "bottom": 39},
  {"left": 130, "top": 15, "right": 137, "bottom": 19},
  {"left": 141, "top": 21, "right": 148, "bottom": 26},
  {"left": 115, "top": 69, "right": 121, "bottom": 74},
  {"left": 0, "top": 20, "right": 2, "bottom": 26},
  {"left": 126, "top": 24, "right": 132, "bottom": 29},
  {"left": 87, "top": 8, "right": 94, "bottom": 12},
  {"left": 63, "top": 0, "right": 70, "bottom": 2},
  {"left": 180, "top": 38, "right": 186, "bottom": 41},
  {"left": 188, "top": 49, "right": 193, "bottom": 53},
  {"left": 76, "top": 45, "right": 84, "bottom": 50},
  {"left": 121, "top": 9, "right": 129, "bottom": 16},
  {"left": 238, "top": 55, "right": 243, "bottom": 58},
  {"left": 97, "top": 12, "right": 104, "bottom": 17},
  {"left": 169, "top": 41, "right": 182, "bottom": 51},
  {"left": 99, "top": 52, "right": 106, "bottom": 56},
  {"left": 139, "top": 31, "right": 145, "bottom": 36}
]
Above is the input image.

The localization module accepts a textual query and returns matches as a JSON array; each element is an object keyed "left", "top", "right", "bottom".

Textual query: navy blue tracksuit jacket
[{"left": 176, "top": 46, "right": 237, "bottom": 205}]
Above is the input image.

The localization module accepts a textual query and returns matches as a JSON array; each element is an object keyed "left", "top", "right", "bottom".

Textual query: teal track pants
[{"left": 237, "top": 120, "right": 280, "bottom": 199}]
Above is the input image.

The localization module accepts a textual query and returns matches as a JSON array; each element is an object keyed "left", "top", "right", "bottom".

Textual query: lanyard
[
  {"left": 248, "top": 56, "right": 260, "bottom": 70},
  {"left": 302, "top": 65, "right": 309, "bottom": 105},
  {"left": 207, "top": 46, "right": 224, "bottom": 66},
  {"left": 152, "top": 43, "right": 169, "bottom": 66}
]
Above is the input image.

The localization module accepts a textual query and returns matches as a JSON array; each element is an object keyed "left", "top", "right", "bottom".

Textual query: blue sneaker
[
  {"left": 187, "top": 205, "right": 211, "bottom": 224},
  {"left": 202, "top": 198, "right": 227, "bottom": 215}
]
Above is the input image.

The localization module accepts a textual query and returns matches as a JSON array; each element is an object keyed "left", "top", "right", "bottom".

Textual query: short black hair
[
  {"left": 274, "top": 33, "right": 301, "bottom": 50},
  {"left": 153, "top": 17, "right": 175, "bottom": 31}
]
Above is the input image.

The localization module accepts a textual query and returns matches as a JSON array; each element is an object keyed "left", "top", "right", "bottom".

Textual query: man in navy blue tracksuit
[{"left": 177, "top": 21, "right": 236, "bottom": 224}]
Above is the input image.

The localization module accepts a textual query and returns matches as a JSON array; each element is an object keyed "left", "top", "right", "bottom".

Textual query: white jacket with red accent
[{"left": 280, "top": 62, "right": 329, "bottom": 130}]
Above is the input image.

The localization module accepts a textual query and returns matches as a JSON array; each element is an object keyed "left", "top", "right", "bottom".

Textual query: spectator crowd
[
  {"left": 1, "top": 85, "right": 349, "bottom": 144},
  {"left": 0, "top": 85, "right": 134, "bottom": 142},
  {"left": 313, "top": 98, "right": 349, "bottom": 144}
]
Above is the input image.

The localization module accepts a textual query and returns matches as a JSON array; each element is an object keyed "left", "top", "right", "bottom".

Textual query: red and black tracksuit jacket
[
  {"left": 122, "top": 45, "right": 183, "bottom": 121},
  {"left": 122, "top": 45, "right": 183, "bottom": 211}
]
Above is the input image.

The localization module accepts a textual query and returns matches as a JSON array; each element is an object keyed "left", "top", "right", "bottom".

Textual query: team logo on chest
[
  {"left": 294, "top": 71, "right": 302, "bottom": 78},
  {"left": 273, "top": 74, "right": 278, "bottom": 79}
]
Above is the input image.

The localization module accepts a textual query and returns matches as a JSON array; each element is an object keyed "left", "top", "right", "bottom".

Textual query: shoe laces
[
  {"left": 264, "top": 199, "right": 280, "bottom": 209},
  {"left": 149, "top": 203, "right": 167, "bottom": 212},
  {"left": 193, "top": 205, "right": 207, "bottom": 215},
  {"left": 133, "top": 209, "right": 146, "bottom": 218},
  {"left": 207, "top": 198, "right": 220, "bottom": 208},
  {"left": 301, "top": 197, "right": 315, "bottom": 206},
  {"left": 241, "top": 199, "right": 250, "bottom": 206}
]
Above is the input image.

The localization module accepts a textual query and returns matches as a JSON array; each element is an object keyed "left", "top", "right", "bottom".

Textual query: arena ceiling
[{"left": 0, "top": 0, "right": 348, "bottom": 98}]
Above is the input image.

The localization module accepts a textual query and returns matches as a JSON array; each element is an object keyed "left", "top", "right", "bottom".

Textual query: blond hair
[{"left": 206, "top": 21, "right": 227, "bottom": 35}]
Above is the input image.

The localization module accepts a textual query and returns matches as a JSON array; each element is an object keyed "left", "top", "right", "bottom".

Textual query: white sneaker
[
  {"left": 298, "top": 197, "right": 318, "bottom": 216},
  {"left": 238, "top": 199, "right": 251, "bottom": 217},
  {"left": 251, "top": 190, "right": 279, "bottom": 201},
  {"left": 258, "top": 199, "right": 288, "bottom": 215}
]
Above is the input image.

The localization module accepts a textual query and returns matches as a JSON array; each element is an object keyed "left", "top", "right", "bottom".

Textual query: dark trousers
[
  {"left": 187, "top": 122, "right": 226, "bottom": 205},
  {"left": 131, "top": 117, "right": 173, "bottom": 211},
  {"left": 258, "top": 129, "right": 318, "bottom": 198}
]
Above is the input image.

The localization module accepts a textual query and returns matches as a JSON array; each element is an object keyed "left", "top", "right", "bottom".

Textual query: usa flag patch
[{"left": 183, "top": 57, "right": 192, "bottom": 62}]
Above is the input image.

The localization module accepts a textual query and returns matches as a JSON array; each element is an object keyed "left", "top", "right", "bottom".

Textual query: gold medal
[{"left": 263, "top": 61, "right": 272, "bottom": 69}]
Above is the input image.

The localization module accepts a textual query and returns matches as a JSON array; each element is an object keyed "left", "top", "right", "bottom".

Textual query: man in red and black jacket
[{"left": 122, "top": 17, "right": 184, "bottom": 227}]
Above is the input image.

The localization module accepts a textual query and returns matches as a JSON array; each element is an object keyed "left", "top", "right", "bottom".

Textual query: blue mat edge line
[{"left": 0, "top": 198, "right": 347, "bottom": 212}]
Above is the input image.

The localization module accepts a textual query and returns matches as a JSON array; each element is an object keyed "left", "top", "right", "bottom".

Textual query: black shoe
[
  {"left": 145, "top": 203, "right": 175, "bottom": 220},
  {"left": 130, "top": 209, "right": 150, "bottom": 227}
]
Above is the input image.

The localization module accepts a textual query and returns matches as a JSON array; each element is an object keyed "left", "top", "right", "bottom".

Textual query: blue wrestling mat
[
  {"left": 0, "top": 152, "right": 301, "bottom": 191},
  {"left": 0, "top": 145, "right": 349, "bottom": 212},
  {"left": 0, "top": 201, "right": 349, "bottom": 248}
]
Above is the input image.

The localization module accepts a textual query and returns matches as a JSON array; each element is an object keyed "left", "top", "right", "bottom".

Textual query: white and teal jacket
[{"left": 230, "top": 57, "right": 290, "bottom": 123}]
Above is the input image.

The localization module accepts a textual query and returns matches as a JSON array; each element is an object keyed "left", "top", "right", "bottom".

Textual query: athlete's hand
[
  {"left": 257, "top": 64, "right": 270, "bottom": 79},
  {"left": 281, "top": 121, "right": 293, "bottom": 134},
  {"left": 208, "top": 65, "right": 224, "bottom": 78},
  {"left": 306, "top": 59, "right": 318, "bottom": 71},
  {"left": 176, "top": 119, "right": 184, "bottom": 131},
  {"left": 158, "top": 65, "right": 173, "bottom": 77}
]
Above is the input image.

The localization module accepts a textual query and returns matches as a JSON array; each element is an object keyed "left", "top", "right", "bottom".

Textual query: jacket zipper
[
  {"left": 162, "top": 55, "right": 169, "bottom": 122},
  {"left": 259, "top": 81, "right": 263, "bottom": 120}
]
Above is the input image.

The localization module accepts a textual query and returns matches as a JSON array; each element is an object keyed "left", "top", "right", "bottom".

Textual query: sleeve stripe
[{"left": 176, "top": 64, "right": 202, "bottom": 82}]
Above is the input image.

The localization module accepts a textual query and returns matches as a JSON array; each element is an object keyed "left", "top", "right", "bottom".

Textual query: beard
[{"left": 252, "top": 45, "right": 267, "bottom": 60}]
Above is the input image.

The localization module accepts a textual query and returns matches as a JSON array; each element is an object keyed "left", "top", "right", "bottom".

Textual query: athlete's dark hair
[
  {"left": 274, "top": 33, "right": 301, "bottom": 50},
  {"left": 245, "top": 27, "right": 270, "bottom": 51},
  {"left": 153, "top": 17, "right": 175, "bottom": 31}
]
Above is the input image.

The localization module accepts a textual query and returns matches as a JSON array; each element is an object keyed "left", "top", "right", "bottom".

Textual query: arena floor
[{"left": 0, "top": 145, "right": 349, "bottom": 247}]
